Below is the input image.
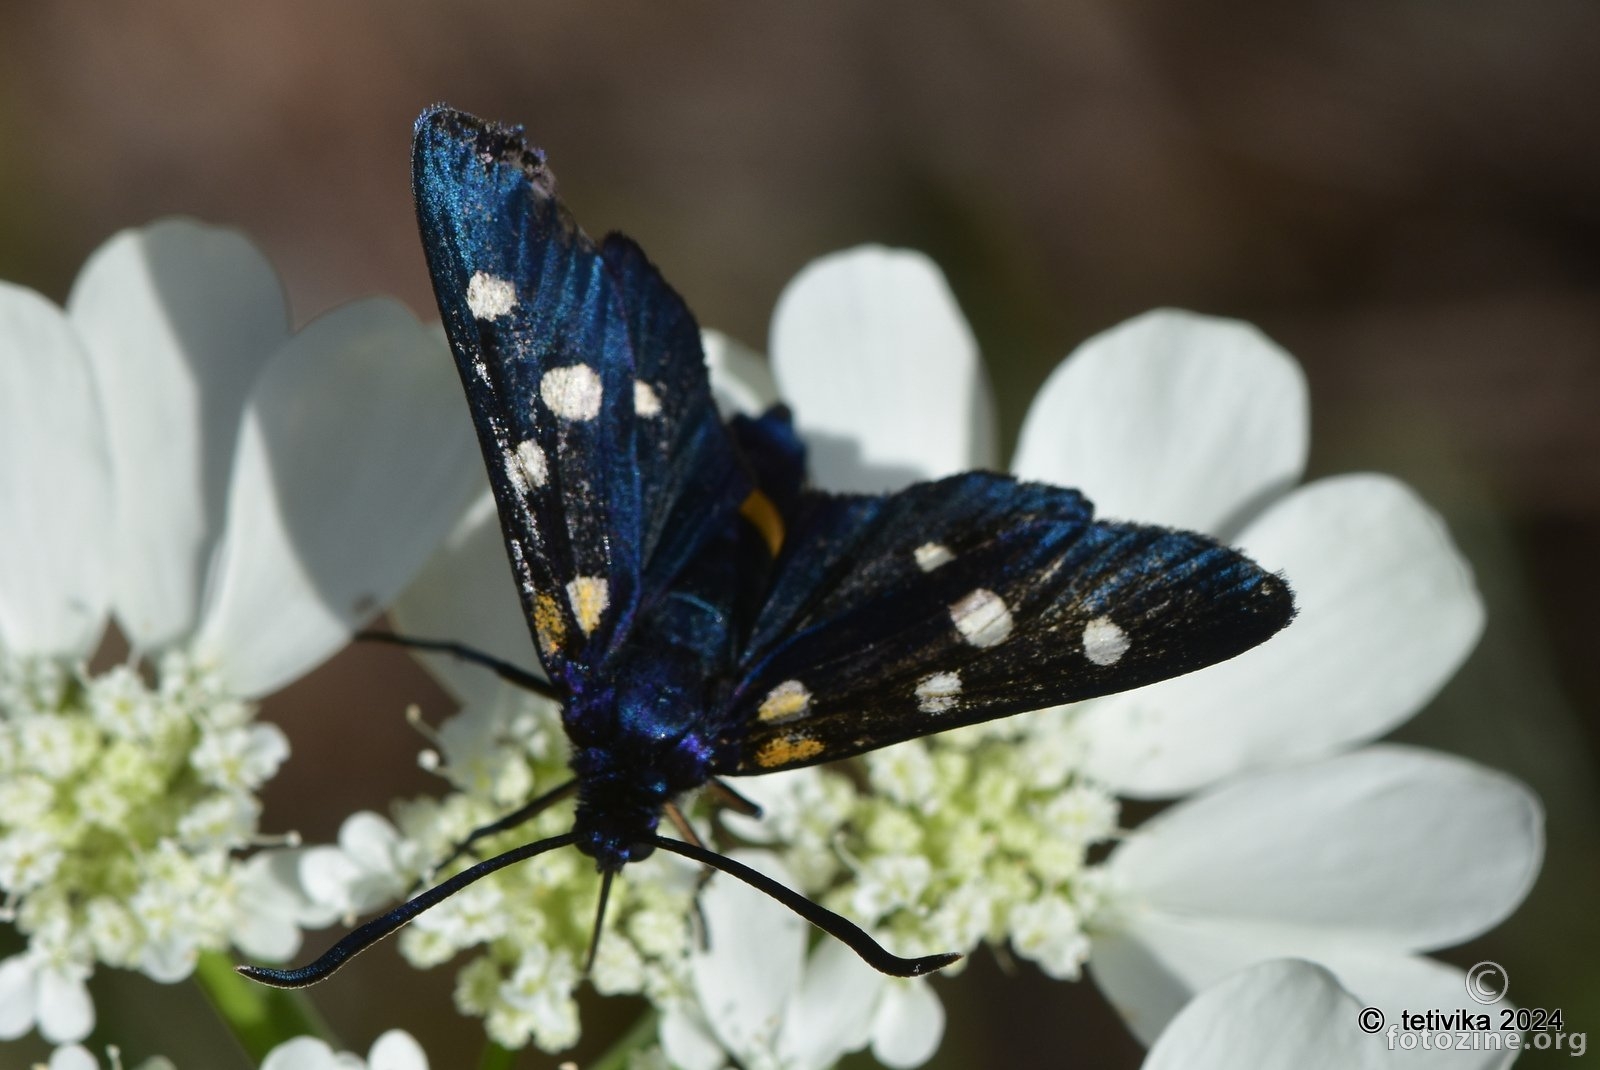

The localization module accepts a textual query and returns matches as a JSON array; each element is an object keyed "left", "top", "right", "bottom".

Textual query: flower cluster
[
  {"left": 336, "top": 245, "right": 1542, "bottom": 1070},
  {"left": 304, "top": 689, "right": 703, "bottom": 1052},
  {"left": 0, "top": 218, "right": 480, "bottom": 1054},
  {"left": 0, "top": 650, "right": 291, "bottom": 1041}
]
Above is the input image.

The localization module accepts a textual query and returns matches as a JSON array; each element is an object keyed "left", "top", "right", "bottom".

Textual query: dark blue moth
[{"left": 241, "top": 105, "right": 1294, "bottom": 987}]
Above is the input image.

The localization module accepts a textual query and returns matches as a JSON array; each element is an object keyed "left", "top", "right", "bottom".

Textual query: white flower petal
[
  {"left": 368, "top": 1028, "right": 429, "bottom": 1070},
  {"left": 36, "top": 965, "right": 94, "bottom": 1044},
  {"left": 67, "top": 219, "right": 289, "bottom": 650},
  {"left": 770, "top": 246, "right": 997, "bottom": 491},
  {"left": 392, "top": 488, "right": 543, "bottom": 706},
  {"left": 48, "top": 1045, "right": 100, "bottom": 1070},
  {"left": 193, "top": 299, "right": 480, "bottom": 697},
  {"left": 1143, "top": 960, "right": 1382, "bottom": 1070},
  {"left": 0, "top": 283, "right": 110, "bottom": 658},
  {"left": 1080, "top": 475, "right": 1485, "bottom": 796},
  {"left": 1012, "top": 309, "right": 1308, "bottom": 536},
  {"left": 1110, "top": 747, "right": 1540, "bottom": 955},
  {"left": 660, "top": 1007, "right": 729, "bottom": 1070},
  {"left": 692, "top": 851, "right": 807, "bottom": 1060},
  {"left": 261, "top": 1036, "right": 339, "bottom": 1070},
  {"left": 1096, "top": 747, "right": 1541, "bottom": 1043},
  {"left": 778, "top": 939, "right": 884, "bottom": 1069},
  {"left": 702, "top": 329, "right": 777, "bottom": 418},
  {"left": 870, "top": 980, "right": 945, "bottom": 1069},
  {"left": 0, "top": 954, "right": 37, "bottom": 1039}
]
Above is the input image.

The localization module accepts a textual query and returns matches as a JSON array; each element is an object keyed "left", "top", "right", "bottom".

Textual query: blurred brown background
[{"left": 1, "top": 2, "right": 1596, "bottom": 1067}]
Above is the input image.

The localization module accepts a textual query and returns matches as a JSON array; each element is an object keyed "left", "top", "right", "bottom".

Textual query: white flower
[
  {"left": 0, "top": 219, "right": 480, "bottom": 1043},
  {"left": 0, "top": 927, "right": 94, "bottom": 1044},
  {"left": 260, "top": 1028, "right": 430, "bottom": 1070},
  {"left": 659, "top": 853, "right": 943, "bottom": 1070},
  {"left": 725, "top": 245, "right": 1542, "bottom": 1053},
  {"left": 299, "top": 811, "right": 417, "bottom": 923}
]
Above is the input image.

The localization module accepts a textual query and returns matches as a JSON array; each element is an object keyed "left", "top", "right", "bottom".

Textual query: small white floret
[
  {"left": 1082, "top": 615, "right": 1130, "bottom": 666},
  {"left": 541, "top": 365, "right": 604, "bottom": 421},
  {"left": 465, "top": 272, "right": 517, "bottom": 320},
  {"left": 914, "top": 671, "right": 962, "bottom": 713},
  {"left": 913, "top": 542, "right": 954, "bottom": 572},
  {"left": 949, "top": 588, "right": 1013, "bottom": 648}
]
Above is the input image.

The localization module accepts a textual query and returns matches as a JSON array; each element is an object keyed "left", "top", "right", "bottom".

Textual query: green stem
[
  {"left": 589, "top": 1008, "right": 661, "bottom": 1070},
  {"left": 477, "top": 1039, "right": 519, "bottom": 1070},
  {"left": 193, "top": 950, "right": 339, "bottom": 1061}
]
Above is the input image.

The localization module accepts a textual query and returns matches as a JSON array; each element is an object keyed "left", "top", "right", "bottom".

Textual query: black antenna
[
  {"left": 239, "top": 832, "right": 578, "bottom": 988},
  {"left": 650, "top": 835, "right": 960, "bottom": 977},
  {"left": 584, "top": 869, "right": 616, "bottom": 975},
  {"left": 358, "top": 631, "right": 561, "bottom": 701},
  {"left": 427, "top": 779, "right": 577, "bottom": 876}
]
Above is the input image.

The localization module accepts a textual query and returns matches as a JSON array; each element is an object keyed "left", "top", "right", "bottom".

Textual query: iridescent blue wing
[
  {"left": 711, "top": 474, "right": 1293, "bottom": 773},
  {"left": 412, "top": 107, "right": 746, "bottom": 689}
]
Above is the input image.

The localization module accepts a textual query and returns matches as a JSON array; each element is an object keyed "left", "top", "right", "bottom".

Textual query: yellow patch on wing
[
  {"left": 757, "top": 680, "right": 811, "bottom": 723},
  {"left": 533, "top": 591, "right": 567, "bottom": 657},
  {"left": 753, "top": 734, "right": 824, "bottom": 769},
  {"left": 739, "top": 489, "right": 785, "bottom": 557}
]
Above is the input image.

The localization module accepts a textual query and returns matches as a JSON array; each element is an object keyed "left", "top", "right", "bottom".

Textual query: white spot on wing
[
  {"left": 541, "top": 365, "right": 603, "bottom": 421},
  {"left": 504, "top": 438, "right": 548, "bottom": 492},
  {"left": 1082, "top": 615, "right": 1130, "bottom": 666},
  {"left": 914, "top": 542, "right": 954, "bottom": 571},
  {"left": 566, "top": 576, "right": 609, "bottom": 635},
  {"left": 466, "top": 272, "right": 517, "bottom": 320},
  {"left": 915, "top": 671, "right": 962, "bottom": 713},
  {"left": 950, "top": 588, "right": 1013, "bottom": 648},
  {"left": 758, "top": 680, "right": 811, "bottom": 724},
  {"left": 634, "top": 380, "right": 663, "bottom": 417}
]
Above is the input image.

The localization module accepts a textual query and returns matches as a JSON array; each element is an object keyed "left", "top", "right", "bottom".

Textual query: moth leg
[
  {"left": 664, "top": 802, "right": 715, "bottom": 951},
  {"left": 358, "top": 630, "right": 561, "bottom": 701},
  {"left": 427, "top": 779, "right": 577, "bottom": 878},
  {"left": 708, "top": 779, "right": 762, "bottom": 819}
]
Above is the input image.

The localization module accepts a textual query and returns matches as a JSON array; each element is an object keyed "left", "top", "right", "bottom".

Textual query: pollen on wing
[
  {"left": 533, "top": 590, "right": 567, "bottom": 657},
  {"left": 566, "top": 576, "right": 609, "bottom": 635},
  {"left": 466, "top": 271, "right": 517, "bottom": 320},
  {"left": 504, "top": 438, "right": 548, "bottom": 491},
  {"left": 633, "top": 379, "right": 663, "bottom": 417},
  {"left": 758, "top": 680, "right": 811, "bottom": 724},
  {"left": 950, "top": 588, "right": 1013, "bottom": 648},
  {"left": 541, "top": 364, "right": 604, "bottom": 421},
  {"left": 753, "top": 733, "right": 824, "bottom": 768},
  {"left": 1082, "top": 615, "right": 1130, "bottom": 666},
  {"left": 914, "top": 542, "right": 955, "bottom": 572},
  {"left": 914, "top": 671, "right": 962, "bottom": 713}
]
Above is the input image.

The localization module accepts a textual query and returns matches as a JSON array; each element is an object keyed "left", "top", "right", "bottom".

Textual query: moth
[{"left": 241, "top": 106, "right": 1293, "bottom": 987}]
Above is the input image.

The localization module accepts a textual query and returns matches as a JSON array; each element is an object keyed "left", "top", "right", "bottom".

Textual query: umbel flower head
[
  {"left": 336, "top": 245, "right": 1539, "bottom": 1067},
  {"left": 0, "top": 219, "right": 479, "bottom": 1045}
]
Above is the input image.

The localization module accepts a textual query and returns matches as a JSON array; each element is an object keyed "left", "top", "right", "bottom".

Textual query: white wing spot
[
  {"left": 914, "top": 542, "right": 955, "bottom": 571},
  {"left": 950, "top": 588, "right": 1013, "bottom": 648},
  {"left": 1082, "top": 615, "right": 1130, "bottom": 666},
  {"left": 915, "top": 671, "right": 962, "bottom": 713},
  {"left": 634, "top": 380, "right": 663, "bottom": 417},
  {"left": 565, "top": 576, "right": 609, "bottom": 635},
  {"left": 758, "top": 680, "right": 811, "bottom": 724},
  {"left": 541, "top": 365, "right": 604, "bottom": 421},
  {"left": 466, "top": 272, "right": 517, "bottom": 320},
  {"left": 504, "top": 438, "right": 548, "bottom": 492}
]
